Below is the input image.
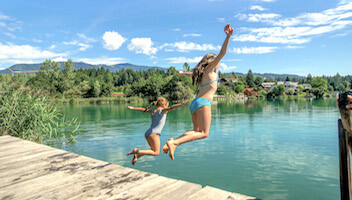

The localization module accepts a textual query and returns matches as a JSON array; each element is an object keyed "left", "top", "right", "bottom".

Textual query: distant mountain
[
  {"left": 0, "top": 61, "right": 306, "bottom": 80},
  {"left": 0, "top": 62, "right": 167, "bottom": 74},
  {"left": 228, "top": 72, "right": 305, "bottom": 80}
]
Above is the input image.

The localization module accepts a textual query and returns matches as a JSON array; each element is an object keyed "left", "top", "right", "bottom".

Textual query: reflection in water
[{"left": 57, "top": 98, "right": 340, "bottom": 200}]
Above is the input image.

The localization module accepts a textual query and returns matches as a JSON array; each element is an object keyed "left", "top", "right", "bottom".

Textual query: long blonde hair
[
  {"left": 144, "top": 97, "right": 168, "bottom": 112},
  {"left": 192, "top": 53, "right": 217, "bottom": 86}
]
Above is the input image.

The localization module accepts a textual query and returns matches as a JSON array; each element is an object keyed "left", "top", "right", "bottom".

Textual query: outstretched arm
[
  {"left": 127, "top": 106, "right": 151, "bottom": 113},
  {"left": 163, "top": 100, "right": 189, "bottom": 112},
  {"left": 178, "top": 70, "right": 193, "bottom": 77},
  {"left": 208, "top": 24, "right": 233, "bottom": 71}
]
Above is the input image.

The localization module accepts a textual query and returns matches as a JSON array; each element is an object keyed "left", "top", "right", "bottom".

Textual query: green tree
[
  {"left": 234, "top": 81, "right": 245, "bottom": 93},
  {"left": 254, "top": 76, "right": 264, "bottom": 86},
  {"left": 271, "top": 84, "right": 286, "bottom": 96},
  {"left": 311, "top": 77, "right": 327, "bottom": 97},
  {"left": 287, "top": 88, "right": 295, "bottom": 95},
  {"left": 183, "top": 62, "right": 191, "bottom": 72},
  {"left": 93, "top": 80, "right": 101, "bottom": 97},
  {"left": 217, "top": 84, "right": 227, "bottom": 95},
  {"left": 246, "top": 70, "right": 255, "bottom": 88}
]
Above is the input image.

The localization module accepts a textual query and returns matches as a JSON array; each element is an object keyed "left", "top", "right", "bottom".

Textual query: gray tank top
[{"left": 145, "top": 108, "right": 167, "bottom": 134}]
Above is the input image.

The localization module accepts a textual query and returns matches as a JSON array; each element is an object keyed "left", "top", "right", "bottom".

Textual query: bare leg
[
  {"left": 128, "top": 134, "right": 160, "bottom": 165},
  {"left": 167, "top": 106, "right": 211, "bottom": 160},
  {"left": 162, "top": 112, "right": 200, "bottom": 154}
]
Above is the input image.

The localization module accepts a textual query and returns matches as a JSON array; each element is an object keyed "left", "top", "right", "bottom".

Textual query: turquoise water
[{"left": 58, "top": 98, "right": 340, "bottom": 200}]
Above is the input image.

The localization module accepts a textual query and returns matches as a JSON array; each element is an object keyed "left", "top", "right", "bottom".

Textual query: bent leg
[
  {"left": 162, "top": 112, "right": 200, "bottom": 153},
  {"left": 138, "top": 134, "right": 160, "bottom": 156},
  {"left": 167, "top": 106, "right": 211, "bottom": 160},
  {"left": 129, "top": 134, "right": 160, "bottom": 165}
]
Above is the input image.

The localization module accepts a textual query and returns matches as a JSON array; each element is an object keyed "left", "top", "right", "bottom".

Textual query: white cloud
[
  {"left": 230, "top": 46, "right": 278, "bottom": 54},
  {"left": 219, "top": 63, "right": 237, "bottom": 72},
  {"left": 161, "top": 41, "right": 220, "bottom": 52},
  {"left": 4, "top": 32, "right": 16, "bottom": 39},
  {"left": 285, "top": 45, "right": 304, "bottom": 49},
  {"left": 63, "top": 40, "right": 78, "bottom": 45},
  {"left": 0, "top": 14, "right": 11, "bottom": 20},
  {"left": 236, "top": 13, "right": 281, "bottom": 22},
  {"left": 173, "top": 28, "right": 181, "bottom": 31},
  {"left": 77, "top": 33, "right": 96, "bottom": 43},
  {"left": 183, "top": 33, "right": 202, "bottom": 37},
  {"left": 33, "top": 39, "right": 43, "bottom": 43},
  {"left": 78, "top": 43, "right": 92, "bottom": 51},
  {"left": 52, "top": 57, "right": 68, "bottom": 62},
  {"left": 237, "top": 2, "right": 352, "bottom": 30},
  {"left": 102, "top": 31, "right": 126, "bottom": 50},
  {"left": 76, "top": 57, "right": 127, "bottom": 65},
  {"left": 165, "top": 56, "right": 203, "bottom": 64},
  {"left": 49, "top": 45, "right": 57, "bottom": 50},
  {"left": 0, "top": 43, "right": 67, "bottom": 64},
  {"left": 127, "top": 37, "right": 157, "bottom": 55},
  {"left": 217, "top": 18, "right": 225, "bottom": 22},
  {"left": 0, "top": 14, "right": 22, "bottom": 32},
  {"left": 250, "top": 5, "right": 267, "bottom": 11}
]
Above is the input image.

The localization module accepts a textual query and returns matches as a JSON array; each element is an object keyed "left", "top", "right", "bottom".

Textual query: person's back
[{"left": 145, "top": 108, "right": 167, "bottom": 138}]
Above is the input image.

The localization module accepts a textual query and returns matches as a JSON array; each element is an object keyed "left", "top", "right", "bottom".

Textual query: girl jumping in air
[
  {"left": 127, "top": 97, "right": 188, "bottom": 165},
  {"left": 162, "top": 24, "right": 234, "bottom": 160}
]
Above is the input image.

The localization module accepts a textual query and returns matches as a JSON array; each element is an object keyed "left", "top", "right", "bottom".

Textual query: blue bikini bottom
[{"left": 189, "top": 97, "right": 212, "bottom": 113}]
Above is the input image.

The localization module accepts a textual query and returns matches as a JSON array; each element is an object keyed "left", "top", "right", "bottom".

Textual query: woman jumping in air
[
  {"left": 162, "top": 24, "right": 234, "bottom": 160},
  {"left": 127, "top": 97, "right": 188, "bottom": 165}
]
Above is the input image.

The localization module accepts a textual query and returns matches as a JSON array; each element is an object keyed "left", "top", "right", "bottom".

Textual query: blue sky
[{"left": 0, "top": 0, "right": 351, "bottom": 76}]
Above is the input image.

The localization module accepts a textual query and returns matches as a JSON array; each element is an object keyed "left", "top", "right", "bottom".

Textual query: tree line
[
  {"left": 1, "top": 60, "right": 351, "bottom": 100},
  {"left": 217, "top": 69, "right": 352, "bottom": 98}
]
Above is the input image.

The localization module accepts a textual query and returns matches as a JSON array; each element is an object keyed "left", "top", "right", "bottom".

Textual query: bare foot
[
  {"left": 127, "top": 148, "right": 138, "bottom": 155},
  {"left": 166, "top": 138, "right": 177, "bottom": 160},
  {"left": 162, "top": 144, "right": 169, "bottom": 154},
  {"left": 132, "top": 153, "right": 142, "bottom": 165}
]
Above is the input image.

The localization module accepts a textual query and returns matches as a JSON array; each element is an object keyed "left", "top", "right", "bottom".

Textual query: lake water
[{"left": 57, "top": 98, "right": 340, "bottom": 200}]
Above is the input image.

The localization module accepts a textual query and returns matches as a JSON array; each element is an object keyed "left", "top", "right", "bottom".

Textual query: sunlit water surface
[{"left": 56, "top": 98, "right": 340, "bottom": 200}]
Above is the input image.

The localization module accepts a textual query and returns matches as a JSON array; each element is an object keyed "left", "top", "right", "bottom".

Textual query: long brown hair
[
  {"left": 144, "top": 97, "right": 169, "bottom": 112},
  {"left": 192, "top": 53, "right": 217, "bottom": 86}
]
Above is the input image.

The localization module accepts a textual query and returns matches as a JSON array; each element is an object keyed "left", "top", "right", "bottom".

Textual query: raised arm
[
  {"left": 208, "top": 24, "right": 233, "bottom": 71},
  {"left": 127, "top": 106, "right": 151, "bottom": 113},
  {"left": 163, "top": 100, "right": 189, "bottom": 112},
  {"left": 178, "top": 70, "right": 193, "bottom": 77}
]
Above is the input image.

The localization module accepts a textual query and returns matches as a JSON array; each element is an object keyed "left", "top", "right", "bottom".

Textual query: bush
[{"left": 0, "top": 87, "right": 80, "bottom": 144}]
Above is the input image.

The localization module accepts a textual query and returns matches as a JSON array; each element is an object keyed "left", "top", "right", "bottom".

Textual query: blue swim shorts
[{"left": 189, "top": 97, "right": 212, "bottom": 113}]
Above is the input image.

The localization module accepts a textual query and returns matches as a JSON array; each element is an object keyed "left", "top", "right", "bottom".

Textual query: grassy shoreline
[
  {"left": 58, "top": 93, "right": 336, "bottom": 105},
  {"left": 58, "top": 96, "right": 146, "bottom": 104}
]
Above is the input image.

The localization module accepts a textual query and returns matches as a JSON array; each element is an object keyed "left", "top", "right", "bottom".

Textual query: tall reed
[{"left": 0, "top": 86, "right": 80, "bottom": 144}]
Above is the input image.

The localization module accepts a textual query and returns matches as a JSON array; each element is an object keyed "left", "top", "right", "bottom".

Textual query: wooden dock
[{"left": 0, "top": 136, "right": 257, "bottom": 200}]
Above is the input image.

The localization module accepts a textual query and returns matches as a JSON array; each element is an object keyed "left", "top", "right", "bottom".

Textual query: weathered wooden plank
[
  {"left": 0, "top": 150, "right": 69, "bottom": 183},
  {"left": 33, "top": 166, "right": 157, "bottom": 200},
  {"left": 0, "top": 149, "right": 66, "bottom": 172},
  {"left": 0, "top": 135, "right": 23, "bottom": 144},
  {"left": 150, "top": 179, "right": 202, "bottom": 200},
  {"left": 101, "top": 176, "right": 180, "bottom": 200},
  {"left": 0, "top": 140, "right": 34, "bottom": 152},
  {"left": 0, "top": 144, "right": 55, "bottom": 162},
  {"left": 104, "top": 176, "right": 202, "bottom": 200},
  {"left": 0, "top": 136, "right": 255, "bottom": 200},
  {"left": 0, "top": 154, "right": 112, "bottom": 199},
  {"left": 227, "top": 192, "right": 258, "bottom": 200},
  {"left": 67, "top": 169, "right": 161, "bottom": 200},
  {"left": 188, "top": 186, "right": 232, "bottom": 200},
  {"left": 339, "top": 119, "right": 352, "bottom": 200}
]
